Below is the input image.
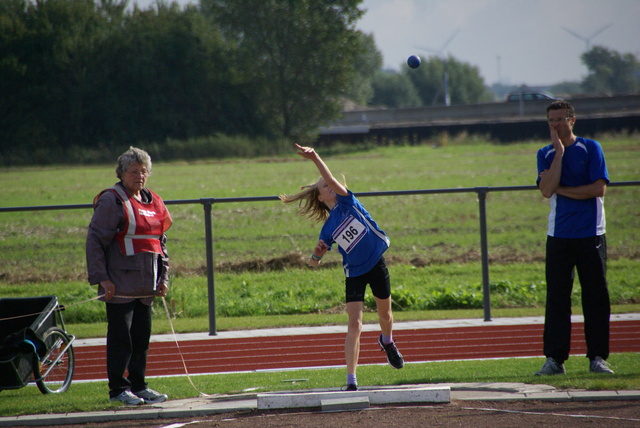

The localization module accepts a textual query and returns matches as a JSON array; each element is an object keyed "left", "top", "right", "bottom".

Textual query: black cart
[{"left": 0, "top": 296, "right": 75, "bottom": 394}]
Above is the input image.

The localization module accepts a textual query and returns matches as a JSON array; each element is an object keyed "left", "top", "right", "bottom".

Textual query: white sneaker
[
  {"left": 110, "top": 390, "right": 144, "bottom": 405},
  {"left": 133, "top": 388, "right": 168, "bottom": 404},
  {"left": 589, "top": 356, "right": 614, "bottom": 374}
]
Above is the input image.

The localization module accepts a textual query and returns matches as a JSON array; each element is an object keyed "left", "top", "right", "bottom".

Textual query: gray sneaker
[
  {"left": 110, "top": 390, "right": 144, "bottom": 405},
  {"left": 133, "top": 388, "right": 168, "bottom": 404},
  {"left": 534, "top": 357, "right": 565, "bottom": 375},
  {"left": 589, "top": 356, "right": 614, "bottom": 374}
]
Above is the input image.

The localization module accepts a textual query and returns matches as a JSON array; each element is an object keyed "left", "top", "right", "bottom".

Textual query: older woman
[{"left": 86, "top": 147, "right": 172, "bottom": 405}]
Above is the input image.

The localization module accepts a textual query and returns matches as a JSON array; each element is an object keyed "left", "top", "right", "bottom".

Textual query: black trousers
[
  {"left": 106, "top": 300, "right": 152, "bottom": 398},
  {"left": 543, "top": 235, "right": 610, "bottom": 363}
]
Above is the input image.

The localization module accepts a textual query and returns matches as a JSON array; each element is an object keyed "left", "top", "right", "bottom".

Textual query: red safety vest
[{"left": 94, "top": 185, "right": 172, "bottom": 256}]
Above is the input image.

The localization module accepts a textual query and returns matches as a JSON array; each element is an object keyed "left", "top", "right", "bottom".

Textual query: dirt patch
[
  {"left": 1, "top": 248, "right": 636, "bottom": 284},
  {"left": 216, "top": 253, "right": 339, "bottom": 272},
  {"left": 213, "top": 251, "right": 549, "bottom": 275}
]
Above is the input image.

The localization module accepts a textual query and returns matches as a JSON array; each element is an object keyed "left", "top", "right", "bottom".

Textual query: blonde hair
[{"left": 280, "top": 178, "right": 330, "bottom": 223}]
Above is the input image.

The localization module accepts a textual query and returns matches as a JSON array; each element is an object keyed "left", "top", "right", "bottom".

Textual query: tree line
[{"left": 1, "top": 0, "right": 637, "bottom": 166}]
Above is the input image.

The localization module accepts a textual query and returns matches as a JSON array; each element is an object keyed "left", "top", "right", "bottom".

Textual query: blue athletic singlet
[
  {"left": 319, "top": 190, "right": 390, "bottom": 277},
  {"left": 536, "top": 137, "right": 609, "bottom": 238}
]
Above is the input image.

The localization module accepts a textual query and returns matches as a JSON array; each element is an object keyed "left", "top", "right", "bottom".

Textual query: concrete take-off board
[{"left": 257, "top": 386, "right": 451, "bottom": 410}]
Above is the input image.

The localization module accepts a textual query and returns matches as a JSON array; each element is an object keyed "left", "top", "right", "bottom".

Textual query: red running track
[{"left": 72, "top": 319, "right": 640, "bottom": 381}]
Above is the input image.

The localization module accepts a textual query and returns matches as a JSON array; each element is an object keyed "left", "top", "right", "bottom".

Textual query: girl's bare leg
[
  {"left": 375, "top": 296, "right": 393, "bottom": 337},
  {"left": 345, "top": 301, "right": 364, "bottom": 375}
]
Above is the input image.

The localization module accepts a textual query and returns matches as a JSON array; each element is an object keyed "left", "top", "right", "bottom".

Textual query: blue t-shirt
[
  {"left": 319, "top": 190, "right": 390, "bottom": 277},
  {"left": 536, "top": 137, "right": 609, "bottom": 238}
]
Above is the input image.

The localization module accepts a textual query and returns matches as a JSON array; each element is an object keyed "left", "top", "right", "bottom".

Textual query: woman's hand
[
  {"left": 156, "top": 283, "right": 168, "bottom": 297},
  {"left": 101, "top": 280, "right": 116, "bottom": 300}
]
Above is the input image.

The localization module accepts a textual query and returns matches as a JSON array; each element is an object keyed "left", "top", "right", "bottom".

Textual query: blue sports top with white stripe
[
  {"left": 536, "top": 137, "right": 609, "bottom": 238},
  {"left": 319, "top": 190, "right": 390, "bottom": 277}
]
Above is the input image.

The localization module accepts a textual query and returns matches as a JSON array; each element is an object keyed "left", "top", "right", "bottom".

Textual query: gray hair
[{"left": 115, "top": 146, "right": 152, "bottom": 180}]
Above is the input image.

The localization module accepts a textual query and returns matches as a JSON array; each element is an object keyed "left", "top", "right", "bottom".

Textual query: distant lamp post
[{"left": 443, "top": 71, "right": 450, "bottom": 107}]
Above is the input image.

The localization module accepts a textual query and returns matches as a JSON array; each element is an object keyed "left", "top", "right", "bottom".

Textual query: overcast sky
[{"left": 131, "top": 0, "right": 640, "bottom": 87}]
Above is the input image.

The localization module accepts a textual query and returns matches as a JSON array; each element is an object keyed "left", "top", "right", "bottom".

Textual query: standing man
[{"left": 535, "top": 100, "right": 613, "bottom": 376}]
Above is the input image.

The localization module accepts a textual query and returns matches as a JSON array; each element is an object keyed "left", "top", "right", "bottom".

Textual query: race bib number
[{"left": 333, "top": 216, "right": 367, "bottom": 253}]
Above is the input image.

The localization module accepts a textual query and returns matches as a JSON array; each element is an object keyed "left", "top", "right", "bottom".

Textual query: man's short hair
[{"left": 546, "top": 100, "right": 575, "bottom": 118}]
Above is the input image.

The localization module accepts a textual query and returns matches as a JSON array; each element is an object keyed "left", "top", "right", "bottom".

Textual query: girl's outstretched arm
[{"left": 295, "top": 144, "right": 348, "bottom": 196}]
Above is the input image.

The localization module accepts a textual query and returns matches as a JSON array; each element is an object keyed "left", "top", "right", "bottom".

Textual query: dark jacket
[{"left": 86, "top": 183, "right": 170, "bottom": 306}]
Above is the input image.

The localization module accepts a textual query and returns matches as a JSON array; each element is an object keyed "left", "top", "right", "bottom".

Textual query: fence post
[
  {"left": 202, "top": 199, "right": 217, "bottom": 335},
  {"left": 476, "top": 188, "right": 492, "bottom": 322}
]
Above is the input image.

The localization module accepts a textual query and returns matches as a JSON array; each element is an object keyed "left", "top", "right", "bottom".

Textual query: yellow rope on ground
[{"left": 160, "top": 296, "right": 220, "bottom": 398}]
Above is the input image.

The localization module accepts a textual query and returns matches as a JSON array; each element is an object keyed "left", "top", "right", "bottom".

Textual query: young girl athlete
[{"left": 280, "top": 144, "right": 404, "bottom": 391}]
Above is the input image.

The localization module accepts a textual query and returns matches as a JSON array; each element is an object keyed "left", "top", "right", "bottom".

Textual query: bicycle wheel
[{"left": 36, "top": 327, "right": 74, "bottom": 394}]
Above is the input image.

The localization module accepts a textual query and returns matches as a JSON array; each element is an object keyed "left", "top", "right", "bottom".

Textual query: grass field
[
  {"left": 1, "top": 137, "right": 638, "bottom": 327},
  {"left": 0, "top": 137, "right": 639, "bottom": 416}
]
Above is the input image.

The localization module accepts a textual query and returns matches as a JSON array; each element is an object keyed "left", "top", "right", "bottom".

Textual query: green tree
[
  {"left": 549, "top": 81, "right": 584, "bottom": 98},
  {"left": 370, "top": 70, "right": 422, "bottom": 108},
  {"left": 89, "top": 2, "right": 241, "bottom": 147},
  {"left": 0, "top": 0, "right": 30, "bottom": 156},
  {"left": 0, "top": 0, "right": 113, "bottom": 159},
  {"left": 406, "top": 56, "right": 491, "bottom": 106},
  {"left": 344, "top": 32, "right": 383, "bottom": 106},
  {"left": 202, "top": 0, "right": 366, "bottom": 139},
  {"left": 581, "top": 45, "right": 640, "bottom": 95}
]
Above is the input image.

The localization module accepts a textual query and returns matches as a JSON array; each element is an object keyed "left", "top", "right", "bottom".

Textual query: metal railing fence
[{"left": 2, "top": 181, "right": 638, "bottom": 335}]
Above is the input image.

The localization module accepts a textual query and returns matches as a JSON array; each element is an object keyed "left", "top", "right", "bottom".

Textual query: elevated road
[{"left": 318, "top": 95, "right": 640, "bottom": 143}]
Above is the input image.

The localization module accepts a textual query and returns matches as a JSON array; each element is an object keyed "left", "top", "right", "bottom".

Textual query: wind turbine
[
  {"left": 416, "top": 30, "right": 460, "bottom": 106},
  {"left": 562, "top": 24, "right": 612, "bottom": 51},
  {"left": 417, "top": 30, "right": 460, "bottom": 57}
]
